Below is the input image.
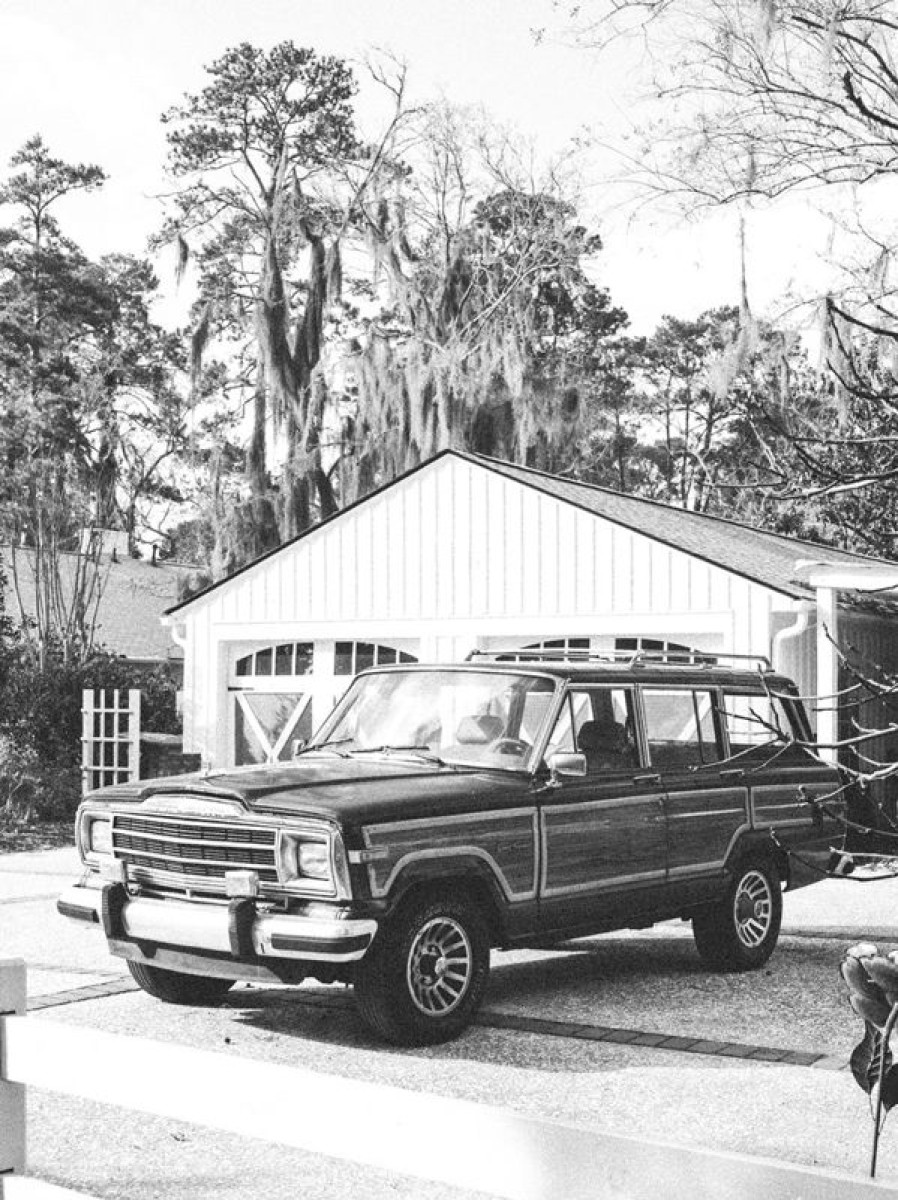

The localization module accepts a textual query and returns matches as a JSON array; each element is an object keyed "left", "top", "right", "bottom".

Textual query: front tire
[
  {"left": 692, "top": 858, "right": 782, "bottom": 971},
  {"left": 127, "top": 961, "right": 235, "bottom": 1005},
  {"left": 354, "top": 892, "right": 490, "bottom": 1046}
]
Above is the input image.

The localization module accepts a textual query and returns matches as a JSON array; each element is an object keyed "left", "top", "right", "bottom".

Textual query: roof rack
[{"left": 466, "top": 648, "right": 772, "bottom": 670}]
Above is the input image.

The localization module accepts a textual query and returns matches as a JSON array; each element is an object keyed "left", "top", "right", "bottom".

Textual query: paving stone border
[{"left": 30, "top": 980, "right": 847, "bottom": 1070}]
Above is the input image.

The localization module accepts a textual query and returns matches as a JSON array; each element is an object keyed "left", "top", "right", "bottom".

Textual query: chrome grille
[{"left": 112, "top": 813, "right": 279, "bottom": 890}]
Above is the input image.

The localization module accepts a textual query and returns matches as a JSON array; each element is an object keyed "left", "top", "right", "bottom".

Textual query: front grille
[{"left": 112, "top": 813, "right": 279, "bottom": 891}]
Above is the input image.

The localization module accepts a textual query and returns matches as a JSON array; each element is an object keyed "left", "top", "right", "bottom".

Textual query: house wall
[{"left": 172, "top": 455, "right": 791, "bottom": 767}]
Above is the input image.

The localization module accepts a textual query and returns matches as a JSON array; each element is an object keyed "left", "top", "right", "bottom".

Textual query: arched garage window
[
  {"left": 235, "top": 642, "right": 314, "bottom": 677},
  {"left": 496, "top": 638, "right": 590, "bottom": 662},
  {"left": 335, "top": 641, "right": 418, "bottom": 675},
  {"left": 615, "top": 636, "right": 717, "bottom": 665}
]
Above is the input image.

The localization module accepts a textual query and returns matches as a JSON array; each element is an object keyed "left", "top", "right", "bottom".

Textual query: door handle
[
  {"left": 720, "top": 768, "right": 745, "bottom": 779},
  {"left": 632, "top": 772, "right": 661, "bottom": 785}
]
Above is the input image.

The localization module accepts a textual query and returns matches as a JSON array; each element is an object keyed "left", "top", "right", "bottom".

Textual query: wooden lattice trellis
[{"left": 81, "top": 688, "right": 141, "bottom": 793}]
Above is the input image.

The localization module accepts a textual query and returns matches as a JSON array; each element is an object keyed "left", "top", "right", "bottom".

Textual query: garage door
[{"left": 231, "top": 640, "right": 419, "bottom": 765}]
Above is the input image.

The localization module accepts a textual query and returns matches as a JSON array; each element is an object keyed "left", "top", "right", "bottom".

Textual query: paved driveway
[{"left": 4, "top": 847, "right": 898, "bottom": 1197}]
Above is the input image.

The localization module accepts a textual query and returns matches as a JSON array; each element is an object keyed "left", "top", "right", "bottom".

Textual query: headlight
[
  {"left": 278, "top": 833, "right": 333, "bottom": 884},
  {"left": 297, "top": 840, "right": 330, "bottom": 879},
  {"left": 80, "top": 813, "right": 113, "bottom": 861}
]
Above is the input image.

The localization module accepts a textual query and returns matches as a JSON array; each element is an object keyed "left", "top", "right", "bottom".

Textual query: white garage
[{"left": 163, "top": 450, "right": 898, "bottom": 770}]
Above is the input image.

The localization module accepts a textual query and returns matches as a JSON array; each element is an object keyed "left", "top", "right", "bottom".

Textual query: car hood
[{"left": 84, "top": 753, "right": 535, "bottom": 827}]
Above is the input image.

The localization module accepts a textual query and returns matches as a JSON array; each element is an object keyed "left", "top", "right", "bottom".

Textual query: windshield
[{"left": 312, "top": 669, "right": 557, "bottom": 771}]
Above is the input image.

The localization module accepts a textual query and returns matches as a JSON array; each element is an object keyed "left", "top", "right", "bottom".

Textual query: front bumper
[{"left": 58, "top": 880, "right": 377, "bottom": 964}]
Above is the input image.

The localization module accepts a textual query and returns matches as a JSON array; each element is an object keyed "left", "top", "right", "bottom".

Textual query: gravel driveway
[{"left": 5, "top": 847, "right": 898, "bottom": 1197}]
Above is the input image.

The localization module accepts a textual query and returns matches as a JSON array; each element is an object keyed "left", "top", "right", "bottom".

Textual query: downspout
[
  {"left": 166, "top": 619, "right": 188, "bottom": 652},
  {"left": 771, "top": 600, "right": 812, "bottom": 675},
  {"left": 163, "top": 619, "right": 189, "bottom": 725}
]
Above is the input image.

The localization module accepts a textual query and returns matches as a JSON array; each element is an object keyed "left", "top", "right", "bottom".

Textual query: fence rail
[{"left": 2, "top": 959, "right": 898, "bottom": 1200}]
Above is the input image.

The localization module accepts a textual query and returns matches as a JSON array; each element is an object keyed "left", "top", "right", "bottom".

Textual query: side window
[
  {"left": 723, "top": 691, "right": 815, "bottom": 763},
  {"left": 546, "top": 687, "right": 638, "bottom": 773},
  {"left": 642, "top": 689, "right": 721, "bottom": 769}
]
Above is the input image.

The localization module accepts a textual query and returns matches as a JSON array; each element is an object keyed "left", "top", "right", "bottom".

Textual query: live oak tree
[
  {"left": 159, "top": 42, "right": 364, "bottom": 559},
  {"left": 338, "top": 104, "right": 627, "bottom": 502},
  {"left": 160, "top": 52, "right": 628, "bottom": 569}
]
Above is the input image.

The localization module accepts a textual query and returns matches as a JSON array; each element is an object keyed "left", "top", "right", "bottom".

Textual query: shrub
[
  {"left": 0, "top": 645, "right": 181, "bottom": 828},
  {"left": 0, "top": 733, "right": 41, "bottom": 823}
]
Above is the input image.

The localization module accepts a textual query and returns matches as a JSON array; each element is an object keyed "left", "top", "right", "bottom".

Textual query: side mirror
[
  {"left": 547, "top": 751, "right": 587, "bottom": 780},
  {"left": 291, "top": 738, "right": 307, "bottom": 758}
]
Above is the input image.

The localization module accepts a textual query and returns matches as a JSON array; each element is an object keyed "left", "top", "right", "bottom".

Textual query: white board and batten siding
[{"left": 172, "top": 455, "right": 791, "bottom": 766}]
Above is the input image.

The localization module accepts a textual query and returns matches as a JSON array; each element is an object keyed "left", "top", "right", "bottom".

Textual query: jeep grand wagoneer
[{"left": 59, "top": 652, "right": 851, "bottom": 1044}]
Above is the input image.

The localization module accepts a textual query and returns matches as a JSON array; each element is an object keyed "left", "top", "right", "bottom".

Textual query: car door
[
  {"left": 640, "top": 685, "right": 750, "bottom": 908},
  {"left": 720, "top": 688, "right": 844, "bottom": 856},
  {"left": 538, "top": 685, "right": 667, "bottom": 937}
]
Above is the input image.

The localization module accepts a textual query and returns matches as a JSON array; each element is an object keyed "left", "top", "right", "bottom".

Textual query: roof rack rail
[{"left": 465, "top": 648, "right": 772, "bottom": 670}]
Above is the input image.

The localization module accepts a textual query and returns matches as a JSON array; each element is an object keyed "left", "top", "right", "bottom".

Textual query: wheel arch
[
  {"left": 724, "top": 829, "right": 791, "bottom": 888},
  {"left": 384, "top": 857, "right": 509, "bottom": 945}
]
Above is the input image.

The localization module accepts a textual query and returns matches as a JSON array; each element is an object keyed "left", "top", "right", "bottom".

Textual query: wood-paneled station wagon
[{"left": 60, "top": 651, "right": 852, "bottom": 1045}]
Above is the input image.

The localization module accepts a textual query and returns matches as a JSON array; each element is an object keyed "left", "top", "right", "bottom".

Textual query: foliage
[
  {"left": 561, "top": 0, "right": 898, "bottom": 546},
  {"left": 159, "top": 41, "right": 368, "bottom": 563},
  {"left": 338, "top": 105, "right": 628, "bottom": 501},
  {"left": 0, "top": 138, "right": 191, "bottom": 663},
  {"left": 0, "top": 646, "right": 180, "bottom": 828}
]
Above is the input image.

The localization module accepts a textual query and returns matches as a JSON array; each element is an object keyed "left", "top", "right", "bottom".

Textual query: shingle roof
[
  {"left": 166, "top": 448, "right": 898, "bottom": 614},
  {"left": 3, "top": 548, "right": 192, "bottom": 661},
  {"left": 467, "top": 452, "right": 896, "bottom": 599}
]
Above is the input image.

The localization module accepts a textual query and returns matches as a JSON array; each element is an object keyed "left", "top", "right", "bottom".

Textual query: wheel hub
[
  {"left": 406, "top": 917, "right": 473, "bottom": 1016},
  {"left": 734, "top": 870, "right": 773, "bottom": 948},
  {"left": 415, "top": 948, "right": 448, "bottom": 983}
]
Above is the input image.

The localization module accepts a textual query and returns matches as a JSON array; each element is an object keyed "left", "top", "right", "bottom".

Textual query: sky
[{"left": 0, "top": 0, "right": 833, "bottom": 332}]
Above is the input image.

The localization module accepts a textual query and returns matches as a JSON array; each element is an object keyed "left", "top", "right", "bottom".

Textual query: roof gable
[
  {"left": 166, "top": 449, "right": 898, "bottom": 614},
  {"left": 465, "top": 453, "right": 896, "bottom": 599}
]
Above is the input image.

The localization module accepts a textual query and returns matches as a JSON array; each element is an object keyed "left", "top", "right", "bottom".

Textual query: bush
[
  {"left": 0, "top": 646, "right": 181, "bottom": 828},
  {"left": 0, "top": 734, "right": 41, "bottom": 823},
  {"left": 0, "top": 735, "right": 80, "bottom": 826}
]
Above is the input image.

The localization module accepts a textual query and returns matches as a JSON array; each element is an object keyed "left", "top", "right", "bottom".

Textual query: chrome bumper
[{"left": 58, "top": 882, "right": 377, "bottom": 964}]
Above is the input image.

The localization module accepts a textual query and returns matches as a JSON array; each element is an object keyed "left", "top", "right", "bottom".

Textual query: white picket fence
[{"left": 2, "top": 958, "right": 898, "bottom": 1200}]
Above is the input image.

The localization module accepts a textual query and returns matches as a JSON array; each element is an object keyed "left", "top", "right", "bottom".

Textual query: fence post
[{"left": 0, "top": 960, "right": 26, "bottom": 1177}]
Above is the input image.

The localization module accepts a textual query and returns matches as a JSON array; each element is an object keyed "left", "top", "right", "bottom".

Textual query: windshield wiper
[
  {"left": 350, "top": 744, "right": 452, "bottom": 768},
  {"left": 300, "top": 737, "right": 354, "bottom": 758}
]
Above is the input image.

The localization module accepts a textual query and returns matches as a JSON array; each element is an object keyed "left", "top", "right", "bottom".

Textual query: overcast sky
[{"left": 0, "top": 0, "right": 832, "bottom": 331}]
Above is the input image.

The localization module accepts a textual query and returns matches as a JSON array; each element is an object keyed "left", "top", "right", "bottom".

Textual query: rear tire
[
  {"left": 354, "top": 891, "right": 490, "bottom": 1046},
  {"left": 692, "top": 858, "right": 782, "bottom": 971},
  {"left": 127, "top": 961, "right": 235, "bottom": 1005}
]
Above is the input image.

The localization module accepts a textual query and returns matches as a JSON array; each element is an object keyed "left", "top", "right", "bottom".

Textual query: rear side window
[
  {"left": 642, "top": 689, "right": 722, "bottom": 769},
  {"left": 722, "top": 691, "right": 815, "bottom": 763}
]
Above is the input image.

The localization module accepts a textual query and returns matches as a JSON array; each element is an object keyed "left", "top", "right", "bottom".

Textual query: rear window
[{"left": 722, "top": 691, "right": 815, "bottom": 763}]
